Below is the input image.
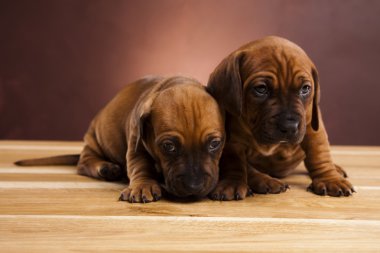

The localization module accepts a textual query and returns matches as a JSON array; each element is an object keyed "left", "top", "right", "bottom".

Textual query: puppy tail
[{"left": 14, "top": 154, "right": 80, "bottom": 166}]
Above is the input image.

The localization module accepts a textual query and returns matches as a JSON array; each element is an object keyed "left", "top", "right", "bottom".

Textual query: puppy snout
[
  {"left": 276, "top": 112, "right": 300, "bottom": 137},
  {"left": 166, "top": 165, "right": 217, "bottom": 197},
  {"left": 180, "top": 174, "right": 205, "bottom": 194},
  {"left": 278, "top": 118, "right": 299, "bottom": 135}
]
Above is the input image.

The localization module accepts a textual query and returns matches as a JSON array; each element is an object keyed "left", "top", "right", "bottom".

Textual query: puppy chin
[
  {"left": 256, "top": 131, "right": 305, "bottom": 146},
  {"left": 164, "top": 176, "right": 217, "bottom": 198},
  {"left": 281, "top": 132, "right": 305, "bottom": 145},
  {"left": 278, "top": 136, "right": 304, "bottom": 145},
  {"left": 255, "top": 123, "right": 306, "bottom": 146}
]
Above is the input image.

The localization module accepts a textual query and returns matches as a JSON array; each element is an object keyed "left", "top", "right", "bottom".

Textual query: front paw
[
  {"left": 98, "top": 163, "right": 123, "bottom": 181},
  {"left": 248, "top": 175, "right": 289, "bottom": 194},
  {"left": 209, "top": 180, "right": 250, "bottom": 201},
  {"left": 335, "top": 164, "right": 348, "bottom": 178},
  {"left": 119, "top": 181, "right": 162, "bottom": 203},
  {"left": 308, "top": 177, "right": 355, "bottom": 197}
]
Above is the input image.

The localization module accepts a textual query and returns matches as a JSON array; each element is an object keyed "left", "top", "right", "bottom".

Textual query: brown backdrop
[{"left": 1, "top": 0, "right": 380, "bottom": 145}]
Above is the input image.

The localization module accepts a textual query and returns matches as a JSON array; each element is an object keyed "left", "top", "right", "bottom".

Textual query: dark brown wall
[{"left": 1, "top": 0, "right": 380, "bottom": 145}]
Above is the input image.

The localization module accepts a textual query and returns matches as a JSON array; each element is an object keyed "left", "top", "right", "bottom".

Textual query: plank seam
[{"left": 1, "top": 214, "right": 380, "bottom": 226}]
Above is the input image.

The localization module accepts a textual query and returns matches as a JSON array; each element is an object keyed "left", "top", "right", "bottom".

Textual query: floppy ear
[
  {"left": 135, "top": 112, "right": 150, "bottom": 152},
  {"left": 311, "top": 67, "right": 320, "bottom": 131},
  {"left": 207, "top": 51, "right": 245, "bottom": 116},
  {"left": 133, "top": 95, "right": 155, "bottom": 152}
]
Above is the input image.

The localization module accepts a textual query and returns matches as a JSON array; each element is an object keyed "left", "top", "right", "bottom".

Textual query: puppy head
[
  {"left": 208, "top": 36, "right": 320, "bottom": 145},
  {"left": 138, "top": 77, "right": 225, "bottom": 198}
]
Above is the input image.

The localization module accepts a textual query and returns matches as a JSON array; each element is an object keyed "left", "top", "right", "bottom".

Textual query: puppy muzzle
[
  {"left": 165, "top": 172, "right": 216, "bottom": 197},
  {"left": 260, "top": 112, "right": 305, "bottom": 144}
]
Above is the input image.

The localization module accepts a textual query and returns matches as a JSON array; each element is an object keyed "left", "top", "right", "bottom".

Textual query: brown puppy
[
  {"left": 207, "top": 36, "right": 354, "bottom": 200},
  {"left": 16, "top": 76, "right": 225, "bottom": 203}
]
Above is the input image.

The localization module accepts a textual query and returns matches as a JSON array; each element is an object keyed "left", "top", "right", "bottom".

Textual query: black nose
[
  {"left": 183, "top": 178, "right": 203, "bottom": 193},
  {"left": 278, "top": 118, "right": 299, "bottom": 135},
  {"left": 180, "top": 175, "right": 205, "bottom": 195}
]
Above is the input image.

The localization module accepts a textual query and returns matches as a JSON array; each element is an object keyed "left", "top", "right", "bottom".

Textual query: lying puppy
[
  {"left": 207, "top": 36, "right": 354, "bottom": 200},
  {"left": 16, "top": 76, "right": 225, "bottom": 203}
]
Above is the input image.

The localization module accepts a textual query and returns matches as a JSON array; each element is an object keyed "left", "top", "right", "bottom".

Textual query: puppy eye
[
  {"left": 161, "top": 140, "right": 176, "bottom": 154},
  {"left": 253, "top": 83, "right": 269, "bottom": 96},
  {"left": 208, "top": 138, "right": 222, "bottom": 152},
  {"left": 300, "top": 83, "right": 312, "bottom": 96}
]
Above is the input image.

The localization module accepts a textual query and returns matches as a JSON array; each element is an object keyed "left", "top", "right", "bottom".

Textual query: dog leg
[
  {"left": 306, "top": 165, "right": 355, "bottom": 197},
  {"left": 335, "top": 164, "right": 348, "bottom": 178},
  {"left": 302, "top": 121, "right": 354, "bottom": 197},
  {"left": 247, "top": 166, "right": 289, "bottom": 194},
  {"left": 209, "top": 145, "right": 249, "bottom": 201},
  {"left": 119, "top": 147, "right": 162, "bottom": 203},
  {"left": 77, "top": 145, "right": 123, "bottom": 181}
]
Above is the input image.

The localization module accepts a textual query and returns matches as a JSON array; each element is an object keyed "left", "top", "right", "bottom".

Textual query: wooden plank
[
  {"left": 0, "top": 187, "right": 379, "bottom": 220},
  {"left": 1, "top": 141, "right": 380, "bottom": 166},
  {"left": 0, "top": 167, "right": 75, "bottom": 174},
  {"left": 1, "top": 215, "right": 380, "bottom": 253},
  {"left": 0, "top": 141, "right": 83, "bottom": 164},
  {"left": 0, "top": 141, "right": 379, "bottom": 252},
  {"left": 1, "top": 164, "right": 380, "bottom": 187},
  {"left": 0, "top": 173, "right": 97, "bottom": 182},
  {"left": 0, "top": 140, "right": 83, "bottom": 149}
]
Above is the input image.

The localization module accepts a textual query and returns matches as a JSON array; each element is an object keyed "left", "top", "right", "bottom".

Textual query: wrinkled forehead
[
  {"left": 150, "top": 85, "right": 224, "bottom": 138},
  {"left": 241, "top": 42, "right": 314, "bottom": 83}
]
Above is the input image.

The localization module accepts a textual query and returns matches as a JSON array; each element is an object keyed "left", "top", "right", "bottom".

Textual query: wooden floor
[{"left": 1, "top": 141, "right": 380, "bottom": 252}]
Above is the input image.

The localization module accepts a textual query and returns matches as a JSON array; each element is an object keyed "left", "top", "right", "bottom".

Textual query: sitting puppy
[
  {"left": 15, "top": 76, "right": 225, "bottom": 203},
  {"left": 207, "top": 36, "right": 354, "bottom": 200}
]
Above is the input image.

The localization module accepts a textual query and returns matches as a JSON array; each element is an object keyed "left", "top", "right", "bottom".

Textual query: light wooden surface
[{"left": 0, "top": 141, "right": 380, "bottom": 252}]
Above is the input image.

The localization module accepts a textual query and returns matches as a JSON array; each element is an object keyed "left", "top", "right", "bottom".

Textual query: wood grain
[
  {"left": 0, "top": 140, "right": 380, "bottom": 252},
  {"left": 1, "top": 215, "right": 380, "bottom": 253}
]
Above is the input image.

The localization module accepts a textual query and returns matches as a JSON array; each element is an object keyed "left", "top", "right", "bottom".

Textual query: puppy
[
  {"left": 207, "top": 36, "right": 354, "bottom": 200},
  {"left": 16, "top": 76, "right": 225, "bottom": 203}
]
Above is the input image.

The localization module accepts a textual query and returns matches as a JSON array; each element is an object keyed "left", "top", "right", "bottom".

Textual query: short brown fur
[
  {"left": 207, "top": 36, "right": 354, "bottom": 200},
  {"left": 16, "top": 76, "right": 225, "bottom": 203}
]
